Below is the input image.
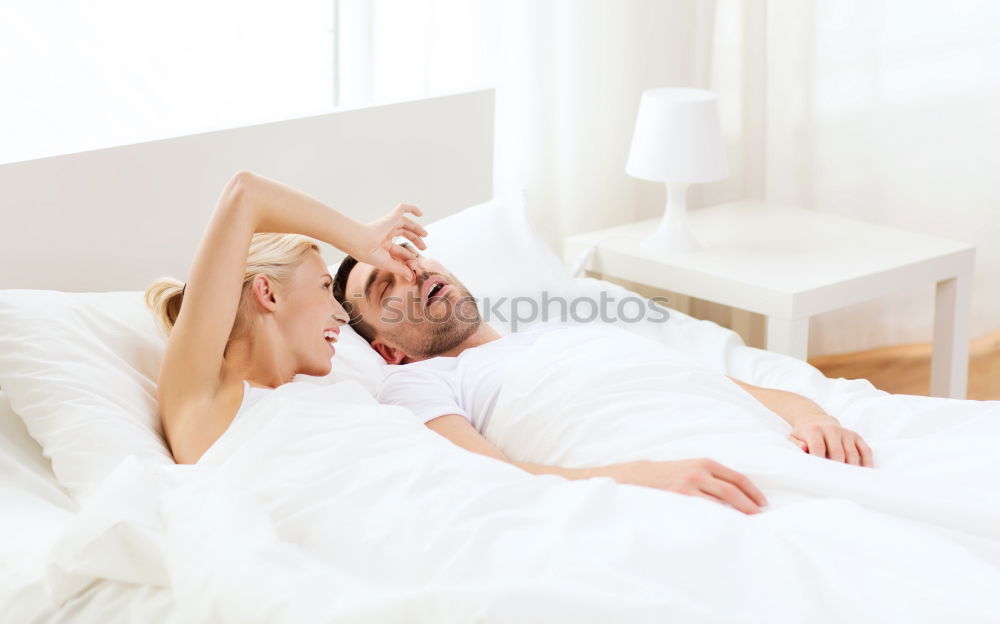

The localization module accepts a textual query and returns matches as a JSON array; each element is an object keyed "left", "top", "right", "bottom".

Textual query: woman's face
[{"left": 276, "top": 250, "right": 348, "bottom": 377}]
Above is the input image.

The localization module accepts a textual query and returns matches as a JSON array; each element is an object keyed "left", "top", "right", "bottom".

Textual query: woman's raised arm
[{"left": 156, "top": 171, "right": 425, "bottom": 422}]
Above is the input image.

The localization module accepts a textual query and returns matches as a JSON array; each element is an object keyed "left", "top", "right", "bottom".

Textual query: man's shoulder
[
  {"left": 380, "top": 357, "right": 456, "bottom": 388},
  {"left": 376, "top": 359, "right": 460, "bottom": 405}
]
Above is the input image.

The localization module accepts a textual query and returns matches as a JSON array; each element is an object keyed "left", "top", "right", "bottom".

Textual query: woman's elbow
[
  {"left": 216, "top": 170, "right": 257, "bottom": 219},
  {"left": 224, "top": 170, "right": 256, "bottom": 201}
]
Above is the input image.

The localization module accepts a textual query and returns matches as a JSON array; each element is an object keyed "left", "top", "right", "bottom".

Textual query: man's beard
[{"left": 385, "top": 280, "right": 482, "bottom": 360}]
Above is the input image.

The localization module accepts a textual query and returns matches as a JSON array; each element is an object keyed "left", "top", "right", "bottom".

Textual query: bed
[{"left": 2, "top": 88, "right": 1000, "bottom": 623}]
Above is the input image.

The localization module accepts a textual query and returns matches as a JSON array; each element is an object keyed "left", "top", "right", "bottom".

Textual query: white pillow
[{"left": 0, "top": 291, "right": 173, "bottom": 500}]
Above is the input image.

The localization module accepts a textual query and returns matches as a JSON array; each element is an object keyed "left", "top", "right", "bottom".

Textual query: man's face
[{"left": 342, "top": 252, "right": 481, "bottom": 362}]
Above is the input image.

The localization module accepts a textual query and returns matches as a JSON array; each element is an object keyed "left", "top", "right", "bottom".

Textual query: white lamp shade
[{"left": 625, "top": 88, "right": 729, "bottom": 183}]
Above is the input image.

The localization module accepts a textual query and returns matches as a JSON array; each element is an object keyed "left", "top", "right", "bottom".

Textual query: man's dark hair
[{"left": 332, "top": 255, "right": 377, "bottom": 344}]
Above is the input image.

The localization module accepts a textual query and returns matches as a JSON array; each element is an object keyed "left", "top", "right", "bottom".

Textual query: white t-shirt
[{"left": 376, "top": 327, "right": 551, "bottom": 432}]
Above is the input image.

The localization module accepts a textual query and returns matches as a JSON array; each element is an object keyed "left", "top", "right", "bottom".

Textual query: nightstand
[{"left": 564, "top": 199, "right": 976, "bottom": 399}]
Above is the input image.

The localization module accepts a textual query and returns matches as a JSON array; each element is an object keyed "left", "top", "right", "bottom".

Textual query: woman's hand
[
  {"left": 606, "top": 458, "right": 768, "bottom": 515},
  {"left": 788, "top": 416, "right": 874, "bottom": 467},
  {"left": 353, "top": 203, "right": 428, "bottom": 281}
]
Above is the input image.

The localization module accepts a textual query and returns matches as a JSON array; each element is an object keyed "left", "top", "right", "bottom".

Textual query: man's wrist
[
  {"left": 789, "top": 410, "right": 839, "bottom": 427},
  {"left": 514, "top": 461, "right": 607, "bottom": 481}
]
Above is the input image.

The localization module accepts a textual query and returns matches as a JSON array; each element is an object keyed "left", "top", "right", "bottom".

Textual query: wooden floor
[{"left": 809, "top": 329, "right": 1000, "bottom": 400}]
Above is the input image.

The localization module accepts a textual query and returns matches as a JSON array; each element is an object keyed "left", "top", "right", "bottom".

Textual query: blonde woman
[{"left": 145, "top": 171, "right": 426, "bottom": 464}]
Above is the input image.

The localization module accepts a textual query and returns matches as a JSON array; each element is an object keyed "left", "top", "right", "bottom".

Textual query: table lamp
[{"left": 626, "top": 87, "right": 728, "bottom": 252}]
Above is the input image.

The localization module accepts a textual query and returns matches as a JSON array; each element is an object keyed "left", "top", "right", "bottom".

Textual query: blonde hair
[{"left": 145, "top": 233, "right": 321, "bottom": 346}]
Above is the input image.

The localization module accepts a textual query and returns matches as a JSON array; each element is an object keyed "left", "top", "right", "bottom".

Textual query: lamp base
[{"left": 639, "top": 181, "right": 705, "bottom": 253}]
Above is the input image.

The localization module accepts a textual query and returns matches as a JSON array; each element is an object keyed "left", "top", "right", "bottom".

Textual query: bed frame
[{"left": 0, "top": 88, "right": 495, "bottom": 292}]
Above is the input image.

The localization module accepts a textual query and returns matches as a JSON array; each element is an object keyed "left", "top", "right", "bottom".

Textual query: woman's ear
[
  {"left": 372, "top": 341, "right": 406, "bottom": 365},
  {"left": 250, "top": 275, "right": 279, "bottom": 312}
]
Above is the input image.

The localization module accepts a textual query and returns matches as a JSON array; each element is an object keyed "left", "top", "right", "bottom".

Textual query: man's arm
[
  {"left": 725, "top": 376, "right": 834, "bottom": 427},
  {"left": 424, "top": 414, "right": 768, "bottom": 514},
  {"left": 424, "top": 414, "right": 613, "bottom": 480},
  {"left": 725, "top": 376, "right": 874, "bottom": 467}
]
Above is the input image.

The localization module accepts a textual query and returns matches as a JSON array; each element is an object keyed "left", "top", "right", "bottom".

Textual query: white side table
[{"left": 564, "top": 200, "right": 976, "bottom": 399}]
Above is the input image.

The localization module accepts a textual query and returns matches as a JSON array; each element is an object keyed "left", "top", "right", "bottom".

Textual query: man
[{"left": 332, "top": 245, "right": 873, "bottom": 516}]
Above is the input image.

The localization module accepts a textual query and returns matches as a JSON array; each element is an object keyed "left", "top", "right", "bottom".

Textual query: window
[
  {"left": 0, "top": 0, "right": 339, "bottom": 164},
  {"left": 1, "top": 0, "right": 498, "bottom": 165}
]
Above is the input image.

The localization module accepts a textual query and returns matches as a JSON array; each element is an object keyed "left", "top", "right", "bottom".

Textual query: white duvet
[
  {"left": 487, "top": 325, "right": 1000, "bottom": 534},
  {"left": 5, "top": 322, "right": 1000, "bottom": 623}
]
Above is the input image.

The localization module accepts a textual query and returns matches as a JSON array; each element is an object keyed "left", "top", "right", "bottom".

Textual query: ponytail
[{"left": 145, "top": 277, "right": 185, "bottom": 335}]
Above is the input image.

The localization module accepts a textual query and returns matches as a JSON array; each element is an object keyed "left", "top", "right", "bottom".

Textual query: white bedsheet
[
  {"left": 3, "top": 278, "right": 1000, "bottom": 623},
  {"left": 3, "top": 372, "right": 999, "bottom": 622}
]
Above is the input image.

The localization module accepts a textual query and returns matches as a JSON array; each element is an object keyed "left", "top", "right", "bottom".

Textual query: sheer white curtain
[
  {"left": 743, "top": 0, "right": 1000, "bottom": 355},
  {"left": 489, "top": 0, "right": 1000, "bottom": 356},
  {"left": 340, "top": 0, "right": 702, "bottom": 250},
  {"left": 490, "top": 0, "right": 715, "bottom": 249}
]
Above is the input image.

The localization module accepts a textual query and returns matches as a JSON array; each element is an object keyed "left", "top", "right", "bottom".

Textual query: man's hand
[
  {"left": 357, "top": 202, "right": 427, "bottom": 282},
  {"left": 726, "top": 376, "right": 875, "bottom": 468},
  {"left": 605, "top": 458, "right": 769, "bottom": 515},
  {"left": 788, "top": 415, "right": 874, "bottom": 467}
]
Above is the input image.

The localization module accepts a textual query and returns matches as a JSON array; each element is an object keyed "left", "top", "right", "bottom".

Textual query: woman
[{"left": 145, "top": 170, "right": 427, "bottom": 464}]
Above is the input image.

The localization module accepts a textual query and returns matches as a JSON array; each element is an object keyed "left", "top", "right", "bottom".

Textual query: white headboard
[{"left": 0, "top": 88, "right": 495, "bottom": 292}]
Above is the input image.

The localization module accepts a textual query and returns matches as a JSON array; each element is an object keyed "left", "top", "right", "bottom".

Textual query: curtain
[
  {"left": 752, "top": 0, "right": 1000, "bottom": 356},
  {"left": 491, "top": 0, "right": 717, "bottom": 247},
  {"left": 490, "top": 0, "right": 1000, "bottom": 357}
]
